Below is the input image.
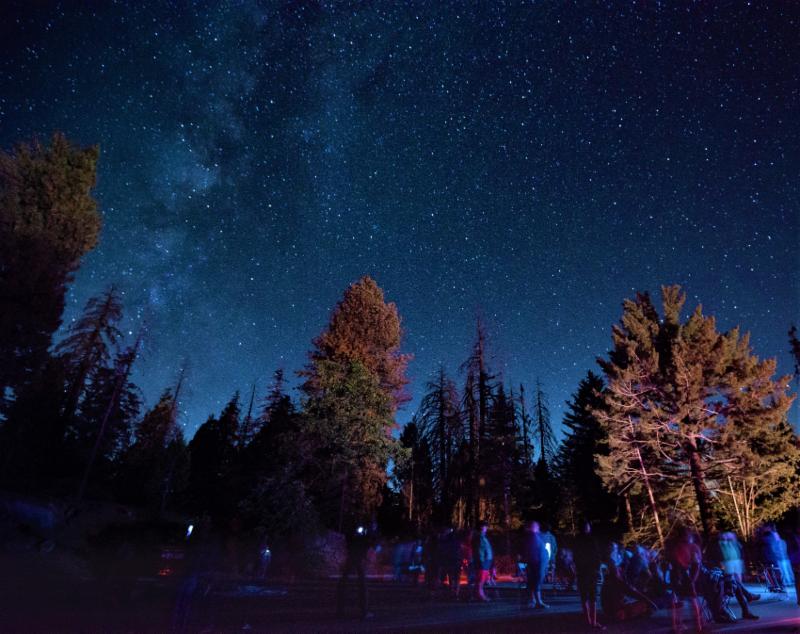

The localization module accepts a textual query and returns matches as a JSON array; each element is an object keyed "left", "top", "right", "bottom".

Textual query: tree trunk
[{"left": 686, "top": 439, "right": 715, "bottom": 538}]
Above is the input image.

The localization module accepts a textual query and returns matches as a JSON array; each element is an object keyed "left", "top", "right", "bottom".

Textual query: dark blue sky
[{"left": 2, "top": 1, "right": 798, "bottom": 436}]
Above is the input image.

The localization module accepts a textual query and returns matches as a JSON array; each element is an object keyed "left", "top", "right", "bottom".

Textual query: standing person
[
  {"left": 522, "top": 520, "right": 550, "bottom": 608},
  {"left": 787, "top": 524, "right": 800, "bottom": 606},
  {"left": 573, "top": 521, "right": 604, "bottom": 629},
  {"left": 667, "top": 527, "right": 703, "bottom": 634},
  {"left": 441, "top": 527, "right": 462, "bottom": 599},
  {"left": 541, "top": 523, "right": 558, "bottom": 585},
  {"left": 716, "top": 532, "right": 744, "bottom": 584},
  {"left": 760, "top": 524, "right": 789, "bottom": 591},
  {"left": 424, "top": 529, "right": 441, "bottom": 596},
  {"left": 336, "top": 521, "right": 375, "bottom": 620},
  {"left": 472, "top": 521, "right": 493, "bottom": 602}
]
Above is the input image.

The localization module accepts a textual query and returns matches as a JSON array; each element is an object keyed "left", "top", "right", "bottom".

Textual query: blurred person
[
  {"left": 441, "top": 527, "right": 462, "bottom": 599},
  {"left": 601, "top": 543, "right": 658, "bottom": 622},
  {"left": 556, "top": 546, "right": 576, "bottom": 591},
  {"left": 573, "top": 521, "right": 604, "bottom": 629},
  {"left": 716, "top": 532, "right": 744, "bottom": 583},
  {"left": 522, "top": 520, "right": 549, "bottom": 608},
  {"left": 424, "top": 529, "right": 441, "bottom": 596},
  {"left": 472, "top": 521, "right": 493, "bottom": 602},
  {"left": 336, "top": 520, "right": 376, "bottom": 620},
  {"left": 541, "top": 523, "right": 558, "bottom": 583},
  {"left": 625, "top": 544, "right": 652, "bottom": 593},
  {"left": 699, "top": 564, "right": 759, "bottom": 624},
  {"left": 759, "top": 524, "right": 789, "bottom": 591},
  {"left": 666, "top": 527, "right": 703, "bottom": 634}
]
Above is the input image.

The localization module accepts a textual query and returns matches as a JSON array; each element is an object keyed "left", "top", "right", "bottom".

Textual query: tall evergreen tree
[
  {"left": 76, "top": 336, "right": 143, "bottom": 500},
  {"left": 301, "top": 277, "right": 409, "bottom": 529},
  {"left": 461, "top": 319, "right": 495, "bottom": 526},
  {"left": 485, "top": 384, "right": 520, "bottom": 529},
  {"left": 553, "top": 372, "right": 616, "bottom": 532},
  {"left": 55, "top": 286, "right": 123, "bottom": 440},
  {"left": 187, "top": 392, "right": 241, "bottom": 519},
  {"left": 516, "top": 384, "right": 534, "bottom": 470},
  {"left": 597, "top": 286, "right": 794, "bottom": 543},
  {"left": 0, "top": 134, "right": 101, "bottom": 408},
  {"left": 417, "top": 365, "right": 462, "bottom": 524},
  {"left": 532, "top": 380, "right": 556, "bottom": 465},
  {"left": 119, "top": 388, "right": 187, "bottom": 511}
]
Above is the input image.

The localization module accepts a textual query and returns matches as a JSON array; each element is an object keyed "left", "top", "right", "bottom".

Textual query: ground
[{"left": 1, "top": 556, "right": 797, "bottom": 633}]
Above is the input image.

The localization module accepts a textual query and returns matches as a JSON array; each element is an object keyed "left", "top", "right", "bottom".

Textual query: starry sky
[{"left": 2, "top": 1, "right": 798, "bottom": 436}]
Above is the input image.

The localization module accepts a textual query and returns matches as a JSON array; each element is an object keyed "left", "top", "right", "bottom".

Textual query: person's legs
[
  {"left": 731, "top": 581, "right": 758, "bottom": 619},
  {"left": 537, "top": 565, "right": 549, "bottom": 607},
  {"left": 476, "top": 569, "right": 490, "bottom": 601},
  {"left": 526, "top": 563, "right": 537, "bottom": 605}
]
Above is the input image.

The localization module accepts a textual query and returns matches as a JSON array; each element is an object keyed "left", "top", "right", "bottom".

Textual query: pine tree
[
  {"left": 187, "top": 392, "right": 241, "bottom": 519},
  {"left": 55, "top": 286, "right": 123, "bottom": 441},
  {"left": 485, "top": 385, "right": 520, "bottom": 530},
  {"left": 119, "top": 375, "right": 189, "bottom": 513},
  {"left": 76, "top": 336, "right": 143, "bottom": 500},
  {"left": 0, "top": 134, "right": 101, "bottom": 407},
  {"left": 553, "top": 371, "right": 616, "bottom": 532},
  {"left": 532, "top": 380, "right": 556, "bottom": 465},
  {"left": 417, "top": 365, "right": 462, "bottom": 524},
  {"left": 597, "top": 286, "right": 795, "bottom": 543},
  {"left": 516, "top": 384, "right": 534, "bottom": 470},
  {"left": 461, "top": 319, "right": 495, "bottom": 526},
  {"left": 239, "top": 370, "right": 311, "bottom": 537},
  {"left": 301, "top": 277, "right": 409, "bottom": 529}
]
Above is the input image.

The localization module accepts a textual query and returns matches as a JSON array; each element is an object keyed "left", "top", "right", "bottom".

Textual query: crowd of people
[{"left": 376, "top": 519, "right": 800, "bottom": 630}]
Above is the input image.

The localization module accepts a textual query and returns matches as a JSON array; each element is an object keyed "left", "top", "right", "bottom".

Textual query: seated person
[
  {"left": 601, "top": 545, "right": 658, "bottom": 622},
  {"left": 700, "top": 566, "right": 759, "bottom": 623}
]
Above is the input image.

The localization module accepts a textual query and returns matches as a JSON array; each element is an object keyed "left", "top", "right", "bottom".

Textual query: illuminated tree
[
  {"left": 597, "top": 286, "right": 794, "bottom": 543},
  {"left": 0, "top": 134, "right": 101, "bottom": 406},
  {"left": 301, "top": 277, "right": 409, "bottom": 528}
]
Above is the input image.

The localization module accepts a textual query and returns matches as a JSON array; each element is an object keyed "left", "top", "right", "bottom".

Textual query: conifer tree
[
  {"left": 301, "top": 277, "right": 409, "bottom": 529},
  {"left": 553, "top": 372, "right": 616, "bottom": 532},
  {"left": 120, "top": 388, "right": 185, "bottom": 510},
  {"left": 485, "top": 384, "right": 520, "bottom": 529},
  {"left": 76, "top": 336, "right": 143, "bottom": 500},
  {"left": 187, "top": 392, "right": 241, "bottom": 519},
  {"left": 597, "top": 286, "right": 795, "bottom": 543},
  {"left": 55, "top": 285, "right": 123, "bottom": 437},
  {"left": 516, "top": 384, "right": 534, "bottom": 470},
  {"left": 532, "top": 379, "right": 556, "bottom": 465},
  {"left": 0, "top": 134, "right": 101, "bottom": 406},
  {"left": 461, "top": 319, "right": 495, "bottom": 526},
  {"left": 417, "top": 365, "right": 462, "bottom": 524}
]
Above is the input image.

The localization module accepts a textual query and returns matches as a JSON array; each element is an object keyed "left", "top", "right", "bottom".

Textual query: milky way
[{"left": 2, "top": 1, "right": 798, "bottom": 435}]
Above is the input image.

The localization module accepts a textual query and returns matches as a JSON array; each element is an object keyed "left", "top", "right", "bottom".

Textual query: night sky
[{"left": 2, "top": 1, "right": 798, "bottom": 436}]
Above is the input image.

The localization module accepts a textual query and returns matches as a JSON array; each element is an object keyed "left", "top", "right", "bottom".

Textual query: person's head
[
  {"left": 479, "top": 521, "right": 489, "bottom": 535},
  {"left": 527, "top": 520, "right": 540, "bottom": 533},
  {"left": 582, "top": 521, "right": 592, "bottom": 535}
]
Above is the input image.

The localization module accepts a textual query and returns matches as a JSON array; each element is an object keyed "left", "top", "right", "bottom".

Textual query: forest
[{"left": 2, "top": 134, "right": 800, "bottom": 552}]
